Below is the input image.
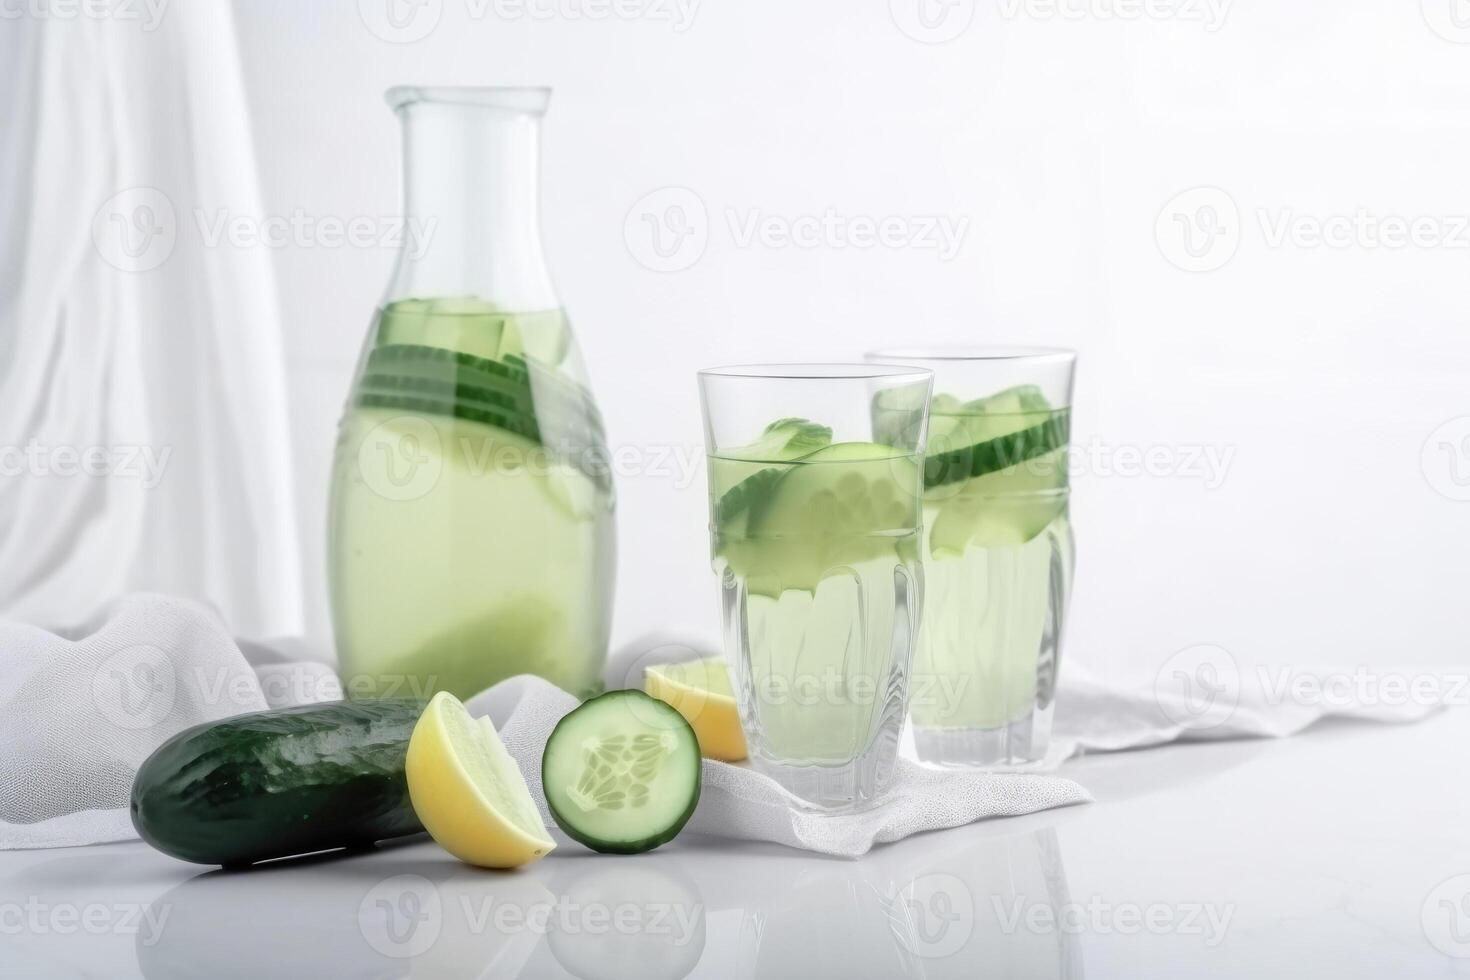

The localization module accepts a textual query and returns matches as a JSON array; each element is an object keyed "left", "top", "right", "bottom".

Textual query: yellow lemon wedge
[
  {"left": 644, "top": 657, "right": 747, "bottom": 762},
  {"left": 405, "top": 691, "right": 555, "bottom": 868}
]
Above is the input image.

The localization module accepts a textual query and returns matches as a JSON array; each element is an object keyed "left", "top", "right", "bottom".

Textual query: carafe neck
[{"left": 385, "top": 88, "right": 557, "bottom": 310}]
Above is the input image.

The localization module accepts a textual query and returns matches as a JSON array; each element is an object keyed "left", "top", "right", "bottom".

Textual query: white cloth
[
  {"left": 1051, "top": 658, "right": 1444, "bottom": 761},
  {"left": 0, "top": 4, "right": 302, "bottom": 638},
  {"left": 469, "top": 675, "right": 1089, "bottom": 858},
  {"left": 0, "top": 596, "right": 337, "bottom": 850},
  {"left": 0, "top": 600, "right": 1446, "bottom": 854}
]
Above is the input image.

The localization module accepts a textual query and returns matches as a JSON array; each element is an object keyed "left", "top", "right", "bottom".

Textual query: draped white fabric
[{"left": 0, "top": 5, "right": 301, "bottom": 637}]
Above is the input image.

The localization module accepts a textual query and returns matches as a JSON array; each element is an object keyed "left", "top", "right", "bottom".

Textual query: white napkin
[
  {"left": 0, "top": 598, "right": 1447, "bottom": 854},
  {"left": 0, "top": 595, "right": 338, "bottom": 850},
  {"left": 1050, "top": 655, "right": 1445, "bottom": 762},
  {"left": 468, "top": 674, "right": 1089, "bottom": 858}
]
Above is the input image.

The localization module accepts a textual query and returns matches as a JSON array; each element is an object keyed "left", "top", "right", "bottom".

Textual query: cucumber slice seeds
[
  {"left": 542, "top": 691, "right": 701, "bottom": 855},
  {"left": 567, "top": 731, "right": 671, "bottom": 813}
]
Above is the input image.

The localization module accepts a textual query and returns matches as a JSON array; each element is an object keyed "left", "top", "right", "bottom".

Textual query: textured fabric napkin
[
  {"left": 0, "top": 595, "right": 340, "bottom": 850},
  {"left": 0, "top": 597, "right": 1447, "bottom": 853},
  {"left": 469, "top": 674, "right": 1088, "bottom": 858}
]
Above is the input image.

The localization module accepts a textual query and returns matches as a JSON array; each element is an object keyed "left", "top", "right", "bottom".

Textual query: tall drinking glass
[
  {"left": 699, "top": 364, "right": 933, "bottom": 810},
  {"left": 867, "top": 348, "right": 1076, "bottom": 768}
]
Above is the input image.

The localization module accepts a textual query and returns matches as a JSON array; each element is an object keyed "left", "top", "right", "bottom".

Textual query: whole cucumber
[{"left": 130, "top": 699, "right": 425, "bottom": 867}]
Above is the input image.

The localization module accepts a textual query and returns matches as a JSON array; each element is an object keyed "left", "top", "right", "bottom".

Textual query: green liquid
[
  {"left": 912, "top": 403, "right": 1072, "bottom": 732},
  {"left": 711, "top": 446, "right": 921, "bottom": 767},
  {"left": 329, "top": 300, "right": 614, "bottom": 701}
]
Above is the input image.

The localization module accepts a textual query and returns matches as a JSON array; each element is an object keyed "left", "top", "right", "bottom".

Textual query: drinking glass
[
  {"left": 699, "top": 364, "right": 933, "bottom": 809},
  {"left": 867, "top": 348, "right": 1076, "bottom": 768}
]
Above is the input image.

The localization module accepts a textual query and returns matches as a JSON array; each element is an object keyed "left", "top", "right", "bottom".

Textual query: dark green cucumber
[
  {"left": 130, "top": 700, "right": 424, "bottom": 867},
  {"left": 924, "top": 413, "right": 1070, "bottom": 488},
  {"left": 542, "top": 691, "right": 701, "bottom": 855}
]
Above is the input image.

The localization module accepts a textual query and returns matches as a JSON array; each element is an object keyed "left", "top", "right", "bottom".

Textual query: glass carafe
[{"left": 329, "top": 86, "right": 615, "bottom": 701}]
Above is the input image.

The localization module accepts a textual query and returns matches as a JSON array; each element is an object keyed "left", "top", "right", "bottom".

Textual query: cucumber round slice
[
  {"left": 376, "top": 300, "right": 571, "bottom": 364},
  {"left": 924, "top": 411, "right": 1069, "bottom": 489},
  {"left": 356, "top": 392, "right": 544, "bottom": 445},
  {"left": 542, "top": 691, "right": 701, "bottom": 855},
  {"left": 927, "top": 448, "right": 1069, "bottom": 554},
  {"left": 357, "top": 371, "right": 537, "bottom": 423},
  {"left": 747, "top": 442, "right": 919, "bottom": 536},
  {"left": 711, "top": 418, "right": 834, "bottom": 528},
  {"left": 720, "top": 442, "right": 919, "bottom": 594}
]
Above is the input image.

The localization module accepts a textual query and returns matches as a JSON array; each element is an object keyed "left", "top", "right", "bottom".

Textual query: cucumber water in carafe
[{"left": 329, "top": 88, "right": 614, "bottom": 701}]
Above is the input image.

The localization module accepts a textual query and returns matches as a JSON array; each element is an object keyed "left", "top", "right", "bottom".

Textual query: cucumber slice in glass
[
  {"left": 364, "top": 345, "right": 605, "bottom": 441},
  {"left": 357, "top": 392, "right": 544, "bottom": 445},
  {"left": 927, "top": 449, "right": 1069, "bottom": 554},
  {"left": 541, "top": 691, "right": 701, "bottom": 855},
  {"left": 357, "top": 371, "right": 536, "bottom": 421},
  {"left": 377, "top": 298, "right": 571, "bottom": 364},
  {"left": 723, "top": 442, "right": 919, "bottom": 594},
  {"left": 712, "top": 418, "right": 834, "bottom": 528},
  {"left": 747, "top": 441, "right": 917, "bottom": 534},
  {"left": 924, "top": 384, "right": 1069, "bottom": 489}
]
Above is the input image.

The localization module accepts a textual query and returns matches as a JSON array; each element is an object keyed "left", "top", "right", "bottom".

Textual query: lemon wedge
[
  {"left": 405, "top": 691, "right": 555, "bottom": 868},
  {"left": 644, "top": 657, "right": 748, "bottom": 762}
]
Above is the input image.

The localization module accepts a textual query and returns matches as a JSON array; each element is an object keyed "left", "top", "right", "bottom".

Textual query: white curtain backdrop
[{"left": 0, "top": 4, "right": 302, "bottom": 637}]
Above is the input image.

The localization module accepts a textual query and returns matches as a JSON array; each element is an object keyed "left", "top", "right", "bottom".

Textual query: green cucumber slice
[
  {"left": 366, "top": 342, "right": 535, "bottom": 387},
  {"left": 923, "top": 387, "right": 1070, "bottom": 551},
  {"left": 542, "top": 691, "right": 701, "bottom": 855},
  {"left": 376, "top": 299, "right": 571, "bottom": 364},
  {"left": 747, "top": 441, "right": 919, "bottom": 534},
  {"left": 726, "top": 418, "right": 833, "bottom": 462},
  {"left": 356, "top": 340, "right": 613, "bottom": 493},
  {"left": 924, "top": 383, "right": 1069, "bottom": 490},
  {"left": 720, "top": 442, "right": 920, "bottom": 594},
  {"left": 356, "top": 392, "right": 544, "bottom": 445},
  {"left": 714, "top": 467, "right": 784, "bottom": 529},
  {"left": 357, "top": 373, "right": 607, "bottom": 451},
  {"left": 357, "top": 372, "right": 536, "bottom": 421},
  {"left": 927, "top": 450, "right": 1069, "bottom": 554},
  {"left": 711, "top": 418, "right": 834, "bottom": 528},
  {"left": 923, "top": 413, "right": 1068, "bottom": 488},
  {"left": 364, "top": 345, "right": 606, "bottom": 439}
]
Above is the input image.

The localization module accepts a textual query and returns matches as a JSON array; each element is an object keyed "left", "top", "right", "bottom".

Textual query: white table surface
[{"left": 5, "top": 707, "right": 1469, "bottom": 979}]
